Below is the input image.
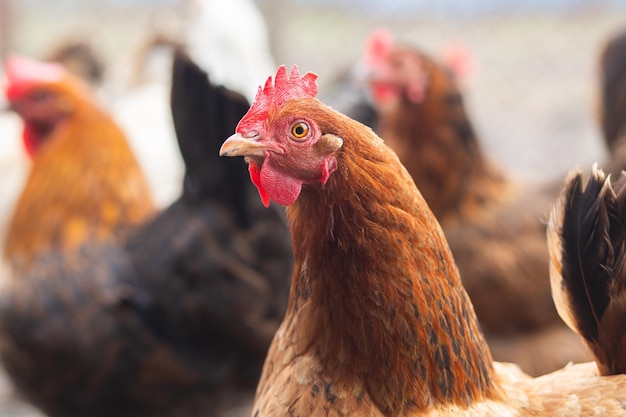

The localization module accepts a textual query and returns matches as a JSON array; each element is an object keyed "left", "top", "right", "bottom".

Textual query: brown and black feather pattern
[
  {"left": 0, "top": 51, "right": 293, "bottom": 417},
  {"left": 550, "top": 166, "right": 626, "bottom": 375},
  {"left": 125, "top": 51, "right": 293, "bottom": 387},
  {"left": 0, "top": 243, "right": 224, "bottom": 417}
]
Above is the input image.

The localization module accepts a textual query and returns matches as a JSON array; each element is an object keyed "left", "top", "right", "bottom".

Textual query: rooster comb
[{"left": 236, "top": 65, "right": 318, "bottom": 133}]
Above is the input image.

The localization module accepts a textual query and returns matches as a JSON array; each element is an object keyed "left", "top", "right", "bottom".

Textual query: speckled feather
[
  {"left": 227, "top": 68, "right": 626, "bottom": 416},
  {"left": 367, "top": 44, "right": 589, "bottom": 375}
]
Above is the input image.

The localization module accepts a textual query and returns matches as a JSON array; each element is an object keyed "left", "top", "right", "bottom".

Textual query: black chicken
[{"left": 0, "top": 50, "right": 293, "bottom": 417}]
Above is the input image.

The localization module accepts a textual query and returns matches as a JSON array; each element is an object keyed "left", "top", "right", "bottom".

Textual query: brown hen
[
  {"left": 359, "top": 33, "right": 590, "bottom": 375},
  {"left": 3, "top": 55, "right": 154, "bottom": 269},
  {"left": 221, "top": 65, "right": 626, "bottom": 416}
]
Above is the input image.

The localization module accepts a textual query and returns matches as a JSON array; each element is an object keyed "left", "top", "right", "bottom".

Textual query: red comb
[
  {"left": 364, "top": 28, "right": 394, "bottom": 67},
  {"left": 236, "top": 65, "right": 318, "bottom": 133},
  {"left": 4, "top": 55, "right": 65, "bottom": 100}
]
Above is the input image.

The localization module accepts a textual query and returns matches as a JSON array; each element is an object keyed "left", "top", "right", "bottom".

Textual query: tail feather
[
  {"left": 170, "top": 49, "right": 251, "bottom": 210},
  {"left": 548, "top": 165, "right": 626, "bottom": 375}
]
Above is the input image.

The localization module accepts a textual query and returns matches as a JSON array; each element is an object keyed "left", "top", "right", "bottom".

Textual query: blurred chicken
[
  {"left": 352, "top": 31, "right": 590, "bottom": 375},
  {"left": 0, "top": 41, "right": 108, "bottom": 267},
  {"left": 109, "top": 0, "right": 277, "bottom": 208},
  {"left": 0, "top": 51, "right": 292, "bottom": 417},
  {"left": 221, "top": 65, "right": 626, "bottom": 417},
  {"left": 3, "top": 55, "right": 154, "bottom": 269}
]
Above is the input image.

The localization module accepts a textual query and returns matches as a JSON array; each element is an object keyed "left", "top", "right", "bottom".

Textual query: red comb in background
[
  {"left": 364, "top": 28, "right": 394, "bottom": 67},
  {"left": 4, "top": 55, "right": 65, "bottom": 100}
]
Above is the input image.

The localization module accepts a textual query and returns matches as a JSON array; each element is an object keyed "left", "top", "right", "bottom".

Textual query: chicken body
[
  {"left": 0, "top": 52, "right": 292, "bottom": 417},
  {"left": 220, "top": 66, "right": 626, "bottom": 417},
  {"left": 356, "top": 41, "right": 589, "bottom": 375},
  {"left": 3, "top": 56, "right": 154, "bottom": 269}
]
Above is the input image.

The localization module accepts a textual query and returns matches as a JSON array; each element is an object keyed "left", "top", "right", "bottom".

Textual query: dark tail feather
[
  {"left": 170, "top": 49, "right": 251, "bottom": 212},
  {"left": 548, "top": 165, "right": 626, "bottom": 375}
]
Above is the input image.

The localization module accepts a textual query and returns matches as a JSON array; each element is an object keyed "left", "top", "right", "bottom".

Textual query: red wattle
[
  {"left": 22, "top": 126, "right": 38, "bottom": 159},
  {"left": 259, "top": 161, "right": 302, "bottom": 207},
  {"left": 249, "top": 164, "right": 271, "bottom": 207}
]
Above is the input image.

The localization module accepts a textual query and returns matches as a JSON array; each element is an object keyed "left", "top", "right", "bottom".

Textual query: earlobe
[
  {"left": 316, "top": 134, "right": 342, "bottom": 185},
  {"left": 320, "top": 157, "right": 338, "bottom": 185},
  {"left": 319, "top": 134, "right": 344, "bottom": 152}
]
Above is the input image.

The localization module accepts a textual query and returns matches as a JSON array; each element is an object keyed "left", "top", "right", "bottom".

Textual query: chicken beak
[{"left": 220, "top": 132, "right": 280, "bottom": 157}]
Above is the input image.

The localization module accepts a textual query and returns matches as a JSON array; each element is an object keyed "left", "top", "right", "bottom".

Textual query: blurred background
[
  {"left": 0, "top": 0, "right": 625, "bottom": 415},
  {"left": 3, "top": 0, "right": 626, "bottom": 179}
]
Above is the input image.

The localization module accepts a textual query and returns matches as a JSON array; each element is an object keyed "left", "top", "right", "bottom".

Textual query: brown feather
[
  {"left": 371, "top": 45, "right": 588, "bottom": 375},
  {"left": 254, "top": 99, "right": 502, "bottom": 416},
  {"left": 4, "top": 75, "right": 154, "bottom": 268},
  {"left": 239, "top": 94, "right": 626, "bottom": 416}
]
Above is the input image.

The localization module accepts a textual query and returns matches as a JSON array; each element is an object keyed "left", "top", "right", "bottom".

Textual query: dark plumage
[
  {"left": 549, "top": 166, "right": 626, "bottom": 376},
  {"left": 125, "top": 51, "right": 293, "bottom": 387},
  {"left": 0, "top": 50, "right": 293, "bottom": 417}
]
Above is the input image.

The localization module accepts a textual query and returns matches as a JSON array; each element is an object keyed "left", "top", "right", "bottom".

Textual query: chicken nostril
[{"left": 244, "top": 131, "right": 261, "bottom": 140}]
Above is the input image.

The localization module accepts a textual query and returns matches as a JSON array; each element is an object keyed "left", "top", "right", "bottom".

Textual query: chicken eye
[{"left": 291, "top": 122, "right": 309, "bottom": 139}]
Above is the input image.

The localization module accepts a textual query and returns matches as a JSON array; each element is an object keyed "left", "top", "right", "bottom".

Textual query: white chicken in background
[
  {"left": 0, "top": 0, "right": 277, "bottom": 214},
  {"left": 110, "top": 41, "right": 184, "bottom": 208},
  {"left": 184, "top": 0, "right": 277, "bottom": 103},
  {"left": 110, "top": 0, "right": 277, "bottom": 207}
]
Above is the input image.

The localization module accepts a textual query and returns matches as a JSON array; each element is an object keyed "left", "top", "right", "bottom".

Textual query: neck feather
[{"left": 285, "top": 118, "right": 502, "bottom": 414}]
